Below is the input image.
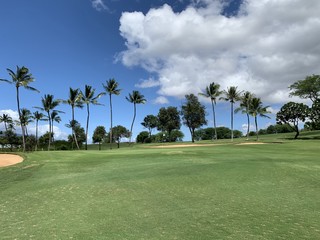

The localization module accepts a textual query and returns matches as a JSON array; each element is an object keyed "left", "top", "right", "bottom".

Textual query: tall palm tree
[
  {"left": 0, "top": 66, "right": 39, "bottom": 152},
  {"left": 20, "top": 108, "right": 33, "bottom": 136},
  {"left": 235, "top": 91, "right": 254, "bottom": 140},
  {"left": 220, "top": 86, "right": 242, "bottom": 141},
  {"left": 81, "top": 85, "right": 105, "bottom": 150},
  {"left": 102, "top": 79, "right": 121, "bottom": 149},
  {"left": 0, "top": 114, "right": 13, "bottom": 131},
  {"left": 199, "top": 82, "right": 222, "bottom": 140},
  {"left": 250, "top": 97, "right": 271, "bottom": 140},
  {"left": 35, "top": 94, "right": 61, "bottom": 150},
  {"left": 126, "top": 90, "right": 146, "bottom": 144},
  {"left": 62, "top": 88, "right": 83, "bottom": 150},
  {"left": 50, "top": 110, "right": 62, "bottom": 143},
  {"left": 32, "top": 111, "right": 45, "bottom": 151}
]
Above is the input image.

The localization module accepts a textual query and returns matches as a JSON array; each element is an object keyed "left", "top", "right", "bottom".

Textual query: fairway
[{"left": 1, "top": 139, "right": 320, "bottom": 239}]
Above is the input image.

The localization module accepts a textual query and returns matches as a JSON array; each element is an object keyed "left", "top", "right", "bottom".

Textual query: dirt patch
[
  {"left": 148, "top": 143, "right": 221, "bottom": 148},
  {"left": 0, "top": 154, "right": 24, "bottom": 167}
]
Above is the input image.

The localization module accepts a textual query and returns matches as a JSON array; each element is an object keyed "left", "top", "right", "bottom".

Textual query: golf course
[{"left": 1, "top": 132, "right": 320, "bottom": 240}]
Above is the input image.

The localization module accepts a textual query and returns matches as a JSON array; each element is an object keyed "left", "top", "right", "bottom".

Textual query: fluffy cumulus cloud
[{"left": 119, "top": 0, "right": 320, "bottom": 104}]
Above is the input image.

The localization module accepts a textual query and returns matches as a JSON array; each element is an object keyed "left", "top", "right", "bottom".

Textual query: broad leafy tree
[
  {"left": 289, "top": 75, "right": 320, "bottom": 102},
  {"left": 66, "top": 120, "right": 85, "bottom": 149},
  {"left": 126, "top": 90, "right": 146, "bottom": 144},
  {"left": 62, "top": 88, "right": 83, "bottom": 150},
  {"left": 103, "top": 79, "right": 121, "bottom": 149},
  {"left": 157, "top": 107, "right": 181, "bottom": 142},
  {"left": 141, "top": 114, "right": 158, "bottom": 137},
  {"left": 92, "top": 125, "right": 107, "bottom": 150},
  {"left": 249, "top": 97, "right": 271, "bottom": 140},
  {"left": 306, "top": 99, "right": 320, "bottom": 130},
  {"left": 0, "top": 66, "right": 39, "bottom": 152},
  {"left": 181, "top": 94, "right": 207, "bottom": 142},
  {"left": 199, "top": 82, "right": 222, "bottom": 140},
  {"left": 220, "top": 86, "right": 242, "bottom": 141},
  {"left": 110, "top": 125, "right": 130, "bottom": 148},
  {"left": 81, "top": 85, "right": 105, "bottom": 150},
  {"left": 0, "top": 114, "right": 13, "bottom": 131},
  {"left": 276, "top": 102, "right": 309, "bottom": 139},
  {"left": 235, "top": 91, "right": 254, "bottom": 139}
]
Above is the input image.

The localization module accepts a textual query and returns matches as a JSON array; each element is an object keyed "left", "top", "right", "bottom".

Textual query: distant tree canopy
[
  {"left": 141, "top": 114, "right": 158, "bottom": 137},
  {"left": 92, "top": 126, "right": 106, "bottom": 150},
  {"left": 276, "top": 102, "right": 309, "bottom": 139},
  {"left": 194, "top": 127, "right": 242, "bottom": 141},
  {"left": 109, "top": 125, "right": 130, "bottom": 148},
  {"left": 289, "top": 75, "right": 320, "bottom": 102},
  {"left": 157, "top": 107, "right": 181, "bottom": 142}
]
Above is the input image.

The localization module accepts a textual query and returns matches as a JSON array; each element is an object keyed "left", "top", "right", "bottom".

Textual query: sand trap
[{"left": 0, "top": 154, "right": 24, "bottom": 167}]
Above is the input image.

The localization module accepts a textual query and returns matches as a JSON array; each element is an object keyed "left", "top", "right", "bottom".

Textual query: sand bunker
[{"left": 0, "top": 154, "right": 24, "bottom": 167}]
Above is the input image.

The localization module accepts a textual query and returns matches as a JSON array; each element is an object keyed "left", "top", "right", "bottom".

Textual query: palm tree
[
  {"left": 62, "top": 88, "right": 83, "bottom": 150},
  {"left": 250, "top": 97, "right": 271, "bottom": 140},
  {"left": 0, "top": 66, "right": 39, "bottom": 152},
  {"left": 199, "top": 82, "right": 222, "bottom": 140},
  {"left": 50, "top": 110, "right": 62, "bottom": 143},
  {"left": 35, "top": 94, "right": 61, "bottom": 150},
  {"left": 20, "top": 108, "right": 33, "bottom": 136},
  {"left": 32, "top": 111, "right": 45, "bottom": 151},
  {"left": 81, "top": 85, "right": 105, "bottom": 150},
  {"left": 126, "top": 90, "right": 146, "bottom": 144},
  {"left": 235, "top": 91, "right": 254, "bottom": 140},
  {"left": 102, "top": 79, "right": 121, "bottom": 149},
  {"left": 220, "top": 86, "right": 242, "bottom": 141},
  {"left": 0, "top": 114, "right": 13, "bottom": 131}
]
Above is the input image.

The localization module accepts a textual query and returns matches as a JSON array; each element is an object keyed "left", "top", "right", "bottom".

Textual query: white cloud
[
  {"left": 153, "top": 96, "right": 169, "bottom": 104},
  {"left": 91, "top": 0, "right": 108, "bottom": 11},
  {"left": 119, "top": 0, "right": 320, "bottom": 104},
  {"left": 135, "top": 78, "right": 160, "bottom": 88}
]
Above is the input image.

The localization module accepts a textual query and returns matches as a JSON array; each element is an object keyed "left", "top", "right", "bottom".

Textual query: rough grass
[{"left": 1, "top": 132, "right": 320, "bottom": 239}]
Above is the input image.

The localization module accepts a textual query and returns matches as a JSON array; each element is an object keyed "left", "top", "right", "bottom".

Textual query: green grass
[{"left": 1, "top": 132, "right": 320, "bottom": 239}]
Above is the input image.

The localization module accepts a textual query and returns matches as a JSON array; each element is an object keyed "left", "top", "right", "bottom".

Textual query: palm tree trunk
[
  {"left": 4, "top": 122, "right": 8, "bottom": 132},
  {"left": 85, "top": 103, "right": 90, "bottom": 150},
  {"left": 231, "top": 102, "right": 234, "bottom": 141},
  {"left": 72, "top": 107, "right": 80, "bottom": 150},
  {"left": 35, "top": 120, "right": 39, "bottom": 151},
  {"left": 16, "top": 87, "right": 26, "bottom": 152},
  {"left": 255, "top": 115, "right": 259, "bottom": 140},
  {"left": 211, "top": 100, "right": 217, "bottom": 140},
  {"left": 47, "top": 111, "right": 51, "bottom": 151},
  {"left": 109, "top": 94, "right": 113, "bottom": 149},
  {"left": 246, "top": 113, "right": 250, "bottom": 140},
  {"left": 129, "top": 103, "right": 136, "bottom": 144}
]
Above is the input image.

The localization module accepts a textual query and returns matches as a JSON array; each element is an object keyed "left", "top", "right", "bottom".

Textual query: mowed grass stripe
[{"left": 1, "top": 139, "right": 320, "bottom": 239}]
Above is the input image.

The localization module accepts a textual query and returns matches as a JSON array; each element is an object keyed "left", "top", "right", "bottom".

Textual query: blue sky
[{"left": 0, "top": 0, "right": 319, "bottom": 141}]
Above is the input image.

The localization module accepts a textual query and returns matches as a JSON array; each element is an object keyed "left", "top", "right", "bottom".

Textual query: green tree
[
  {"left": 20, "top": 108, "right": 33, "bottom": 136},
  {"left": 141, "top": 114, "right": 158, "bottom": 137},
  {"left": 126, "top": 90, "right": 146, "bottom": 144},
  {"left": 92, "top": 125, "right": 107, "bottom": 150},
  {"left": 289, "top": 75, "right": 320, "bottom": 102},
  {"left": 110, "top": 125, "right": 130, "bottom": 148},
  {"left": 66, "top": 120, "right": 85, "bottom": 149},
  {"left": 81, "top": 85, "right": 105, "bottom": 150},
  {"left": 307, "top": 99, "right": 320, "bottom": 130},
  {"left": 32, "top": 111, "right": 45, "bottom": 151},
  {"left": 35, "top": 94, "right": 61, "bottom": 150},
  {"left": 50, "top": 110, "right": 62, "bottom": 143},
  {"left": 235, "top": 91, "right": 254, "bottom": 139},
  {"left": 0, "top": 66, "right": 39, "bottom": 152},
  {"left": 249, "top": 97, "right": 271, "bottom": 140},
  {"left": 103, "top": 79, "right": 121, "bottom": 149},
  {"left": 157, "top": 107, "right": 181, "bottom": 142},
  {"left": 199, "top": 82, "right": 222, "bottom": 140},
  {"left": 62, "top": 88, "right": 83, "bottom": 150},
  {"left": 136, "top": 131, "right": 150, "bottom": 143},
  {"left": 181, "top": 94, "right": 207, "bottom": 143},
  {"left": 0, "top": 114, "right": 13, "bottom": 131},
  {"left": 220, "top": 86, "right": 242, "bottom": 141},
  {"left": 276, "top": 102, "right": 309, "bottom": 139}
]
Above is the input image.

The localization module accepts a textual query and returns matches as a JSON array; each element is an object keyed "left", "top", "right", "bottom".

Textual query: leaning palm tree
[
  {"left": 0, "top": 66, "right": 39, "bottom": 152},
  {"left": 35, "top": 94, "right": 61, "bottom": 150},
  {"left": 61, "top": 88, "right": 83, "bottom": 150},
  {"left": 220, "top": 86, "right": 242, "bottom": 141},
  {"left": 199, "top": 82, "right": 222, "bottom": 140},
  {"left": 50, "top": 110, "right": 62, "bottom": 143},
  {"left": 81, "top": 85, "right": 105, "bottom": 150},
  {"left": 102, "top": 79, "right": 121, "bottom": 149},
  {"left": 126, "top": 90, "right": 146, "bottom": 144},
  {"left": 0, "top": 114, "right": 13, "bottom": 131},
  {"left": 32, "top": 111, "right": 45, "bottom": 151},
  {"left": 250, "top": 97, "right": 271, "bottom": 140},
  {"left": 235, "top": 91, "right": 254, "bottom": 140}
]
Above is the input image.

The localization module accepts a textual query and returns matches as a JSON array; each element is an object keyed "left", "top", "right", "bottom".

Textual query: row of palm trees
[
  {"left": 1, "top": 66, "right": 146, "bottom": 152},
  {"left": 199, "top": 83, "right": 270, "bottom": 141}
]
